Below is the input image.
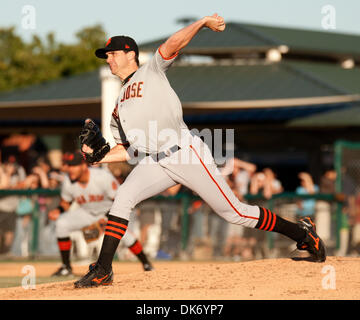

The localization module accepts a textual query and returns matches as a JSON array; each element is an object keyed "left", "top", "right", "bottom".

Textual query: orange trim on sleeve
[{"left": 158, "top": 44, "right": 179, "bottom": 61}]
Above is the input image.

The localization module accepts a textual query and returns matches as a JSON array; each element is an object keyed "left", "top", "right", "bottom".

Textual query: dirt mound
[{"left": 0, "top": 256, "right": 359, "bottom": 300}]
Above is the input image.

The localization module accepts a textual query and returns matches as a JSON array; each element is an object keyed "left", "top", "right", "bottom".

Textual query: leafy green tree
[{"left": 0, "top": 24, "right": 107, "bottom": 92}]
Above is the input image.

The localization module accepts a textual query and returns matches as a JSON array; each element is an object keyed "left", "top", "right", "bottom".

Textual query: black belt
[
  {"left": 134, "top": 145, "right": 181, "bottom": 161},
  {"left": 148, "top": 145, "right": 181, "bottom": 162}
]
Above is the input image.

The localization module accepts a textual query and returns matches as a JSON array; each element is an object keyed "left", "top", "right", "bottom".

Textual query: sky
[{"left": 1, "top": 0, "right": 359, "bottom": 45}]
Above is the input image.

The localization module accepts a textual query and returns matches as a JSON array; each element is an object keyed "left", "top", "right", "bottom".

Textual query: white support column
[{"left": 100, "top": 66, "right": 122, "bottom": 148}]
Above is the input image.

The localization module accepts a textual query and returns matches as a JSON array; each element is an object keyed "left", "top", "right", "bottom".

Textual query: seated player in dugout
[
  {"left": 48, "top": 151, "right": 153, "bottom": 277},
  {"left": 75, "top": 13, "right": 326, "bottom": 288}
]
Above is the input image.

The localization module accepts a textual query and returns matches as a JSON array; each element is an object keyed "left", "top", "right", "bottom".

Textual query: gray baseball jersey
[
  {"left": 110, "top": 47, "right": 188, "bottom": 153},
  {"left": 108, "top": 46, "right": 261, "bottom": 229},
  {"left": 61, "top": 167, "right": 118, "bottom": 216}
]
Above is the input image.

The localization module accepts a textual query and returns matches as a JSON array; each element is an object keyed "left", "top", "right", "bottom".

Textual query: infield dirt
[{"left": 0, "top": 256, "right": 359, "bottom": 300}]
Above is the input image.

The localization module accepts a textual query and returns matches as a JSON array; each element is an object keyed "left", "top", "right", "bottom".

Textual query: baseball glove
[
  {"left": 82, "top": 218, "right": 107, "bottom": 243},
  {"left": 79, "top": 119, "right": 110, "bottom": 164}
]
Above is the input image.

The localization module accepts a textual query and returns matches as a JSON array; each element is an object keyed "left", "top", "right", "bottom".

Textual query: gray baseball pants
[{"left": 109, "top": 134, "right": 260, "bottom": 228}]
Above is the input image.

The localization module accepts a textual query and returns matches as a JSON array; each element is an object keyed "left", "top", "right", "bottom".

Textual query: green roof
[
  {"left": 0, "top": 70, "right": 101, "bottom": 103},
  {"left": 167, "top": 63, "right": 341, "bottom": 103},
  {"left": 140, "top": 23, "right": 274, "bottom": 53},
  {"left": 1, "top": 60, "right": 356, "bottom": 106},
  {"left": 139, "top": 22, "right": 360, "bottom": 59},
  {"left": 284, "top": 60, "right": 360, "bottom": 95},
  {"left": 248, "top": 24, "right": 360, "bottom": 57}
]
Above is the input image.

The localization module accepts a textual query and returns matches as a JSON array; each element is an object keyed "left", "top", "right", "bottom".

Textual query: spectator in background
[
  {"left": 320, "top": 169, "right": 336, "bottom": 194},
  {"left": 295, "top": 172, "right": 319, "bottom": 220},
  {"left": 352, "top": 193, "right": 360, "bottom": 256},
  {"left": 37, "top": 168, "right": 63, "bottom": 256},
  {"left": 0, "top": 156, "right": 26, "bottom": 254},
  {"left": 250, "top": 168, "right": 283, "bottom": 199},
  {"left": 1, "top": 134, "right": 48, "bottom": 174},
  {"left": 35, "top": 164, "right": 63, "bottom": 256},
  {"left": 34, "top": 156, "right": 52, "bottom": 181},
  {"left": 247, "top": 167, "right": 283, "bottom": 259},
  {"left": 263, "top": 168, "right": 283, "bottom": 199},
  {"left": 316, "top": 169, "right": 337, "bottom": 246},
  {"left": 205, "top": 158, "right": 257, "bottom": 260},
  {"left": 48, "top": 170, "right": 64, "bottom": 190},
  {"left": 221, "top": 158, "right": 257, "bottom": 200},
  {"left": 157, "top": 184, "right": 182, "bottom": 259},
  {"left": 185, "top": 196, "right": 205, "bottom": 259},
  {"left": 222, "top": 158, "right": 258, "bottom": 260},
  {"left": 339, "top": 167, "right": 357, "bottom": 257},
  {"left": 207, "top": 205, "right": 229, "bottom": 259},
  {"left": 136, "top": 199, "right": 158, "bottom": 255},
  {"left": 10, "top": 163, "right": 53, "bottom": 257}
]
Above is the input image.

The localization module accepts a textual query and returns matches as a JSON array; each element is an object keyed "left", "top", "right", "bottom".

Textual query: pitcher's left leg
[{"left": 161, "top": 142, "right": 326, "bottom": 262}]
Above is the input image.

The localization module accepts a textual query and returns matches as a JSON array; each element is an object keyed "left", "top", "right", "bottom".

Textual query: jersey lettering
[
  {"left": 76, "top": 194, "right": 104, "bottom": 204},
  {"left": 131, "top": 83, "right": 137, "bottom": 98},
  {"left": 125, "top": 86, "right": 131, "bottom": 100},
  {"left": 137, "top": 82, "right": 143, "bottom": 97},
  {"left": 120, "top": 81, "right": 143, "bottom": 102}
]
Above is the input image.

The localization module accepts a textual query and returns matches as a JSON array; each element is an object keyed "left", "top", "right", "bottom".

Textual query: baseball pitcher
[{"left": 75, "top": 13, "right": 326, "bottom": 288}]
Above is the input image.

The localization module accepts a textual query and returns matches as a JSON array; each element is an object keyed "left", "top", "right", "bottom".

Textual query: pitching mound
[{"left": 0, "top": 256, "right": 359, "bottom": 300}]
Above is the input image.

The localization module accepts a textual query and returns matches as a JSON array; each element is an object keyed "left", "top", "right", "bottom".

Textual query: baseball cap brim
[{"left": 95, "top": 48, "right": 112, "bottom": 59}]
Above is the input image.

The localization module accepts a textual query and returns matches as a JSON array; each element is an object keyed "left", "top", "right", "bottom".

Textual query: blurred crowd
[
  {"left": 1, "top": 133, "right": 360, "bottom": 262},
  {"left": 0, "top": 134, "right": 63, "bottom": 256}
]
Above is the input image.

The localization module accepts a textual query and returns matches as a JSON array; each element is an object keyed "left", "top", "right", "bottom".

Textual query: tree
[{"left": 0, "top": 24, "right": 108, "bottom": 92}]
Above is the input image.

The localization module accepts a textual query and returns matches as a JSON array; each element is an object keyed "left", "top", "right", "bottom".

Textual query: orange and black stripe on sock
[
  {"left": 97, "top": 215, "right": 128, "bottom": 272},
  {"left": 128, "top": 240, "right": 150, "bottom": 265},
  {"left": 255, "top": 207, "right": 306, "bottom": 243},
  {"left": 57, "top": 237, "right": 72, "bottom": 267}
]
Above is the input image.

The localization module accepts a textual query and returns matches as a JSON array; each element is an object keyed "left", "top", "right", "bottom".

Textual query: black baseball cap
[
  {"left": 62, "top": 151, "right": 85, "bottom": 166},
  {"left": 95, "top": 36, "right": 139, "bottom": 59}
]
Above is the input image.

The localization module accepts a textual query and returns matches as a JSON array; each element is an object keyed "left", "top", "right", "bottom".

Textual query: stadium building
[{"left": 0, "top": 22, "right": 359, "bottom": 189}]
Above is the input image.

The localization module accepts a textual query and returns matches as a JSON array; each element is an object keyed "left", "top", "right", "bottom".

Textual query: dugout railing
[{"left": 0, "top": 189, "right": 345, "bottom": 258}]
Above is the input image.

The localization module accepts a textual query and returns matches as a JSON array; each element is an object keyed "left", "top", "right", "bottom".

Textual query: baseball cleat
[
  {"left": 51, "top": 264, "right": 73, "bottom": 277},
  {"left": 74, "top": 262, "right": 113, "bottom": 288},
  {"left": 143, "top": 263, "right": 154, "bottom": 271},
  {"left": 296, "top": 217, "right": 326, "bottom": 262}
]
